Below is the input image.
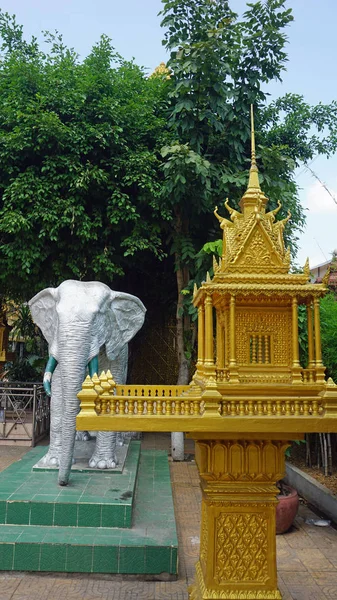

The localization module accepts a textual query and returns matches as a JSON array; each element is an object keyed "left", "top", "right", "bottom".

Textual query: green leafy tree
[
  {"left": 159, "top": 0, "right": 337, "bottom": 383},
  {"left": 321, "top": 294, "right": 337, "bottom": 382},
  {"left": 0, "top": 12, "right": 170, "bottom": 299},
  {"left": 1, "top": 4, "right": 337, "bottom": 387}
]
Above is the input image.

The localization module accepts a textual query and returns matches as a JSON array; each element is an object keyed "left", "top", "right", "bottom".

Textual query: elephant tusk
[
  {"left": 43, "top": 372, "right": 52, "bottom": 397},
  {"left": 43, "top": 355, "right": 58, "bottom": 396},
  {"left": 88, "top": 355, "right": 99, "bottom": 378}
]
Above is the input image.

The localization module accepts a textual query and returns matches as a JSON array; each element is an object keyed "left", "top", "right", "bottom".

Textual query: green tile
[
  {"left": 119, "top": 546, "right": 145, "bottom": 574},
  {"left": 30, "top": 502, "right": 54, "bottom": 526},
  {"left": 78, "top": 503, "right": 101, "bottom": 528},
  {"left": 66, "top": 545, "right": 93, "bottom": 573},
  {"left": 18, "top": 526, "right": 47, "bottom": 541},
  {"left": 54, "top": 503, "right": 77, "bottom": 527},
  {"left": 40, "top": 544, "right": 67, "bottom": 572},
  {"left": 14, "top": 543, "right": 41, "bottom": 570},
  {"left": 93, "top": 545, "right": 118, "bottom": 573},
  {"left": 0, "top": 501, "right": 6, "bottom": 524},
  {"left": 145, "top": 546, "right": 171, "bottom": 574},
  {"left": 0, "top": 543, "right": 14, "bottom": 570},
  {"left": 32, "top": 494, "right": 59, "bottom": 502},
  {"left": 170, "top": 547, "right": 178, "bottom": 574},
  {"left": 43, "top": 531, "right": 71, "bottom": 544},
  {"left": 6, "top": 501, "right": 30, "bottom": 525},
  {"left": 101, "top": 504, "right": 125, "bottom": 528}
]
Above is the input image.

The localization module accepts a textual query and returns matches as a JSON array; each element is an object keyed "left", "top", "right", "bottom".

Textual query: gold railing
[
  {"left": 220, "top": 397, "right": 324, "bottom": 417},
  {"left": 77, "top": 371, "right": 326, "bottom": 421}
]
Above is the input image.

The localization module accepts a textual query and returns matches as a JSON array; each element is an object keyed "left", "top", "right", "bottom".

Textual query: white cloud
[{"left": 305, "top": 181, "right": 337, "bottom": 213}]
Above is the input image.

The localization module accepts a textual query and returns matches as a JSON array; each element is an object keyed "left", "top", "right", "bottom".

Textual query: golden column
[
  {"left": 204, "top": 294, "right": 215, "bottom": 377},
  {"left": 189, "top": 435, "right": 288, "bottom": 600},
  {"left": 196, "top": 303, "right": 205, "bottom": 378},
  {"left": 216, "top": 311, "right": 225, "bottom": 372},
  {"left": 291, "top": 297, "right": 302, "bottom": 382},
  {"left": 307, "top": 301, "right": 314, "bottom": 368},
  {"left": 229, "top": 295, "right": 239, "bottom": 382},
  {"left": 314, "top": 297, "right": 325, "bottom": 383}
]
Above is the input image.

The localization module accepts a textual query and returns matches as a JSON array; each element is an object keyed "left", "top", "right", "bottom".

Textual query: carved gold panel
[{"left": 235, "top": 308, "right": 291, "bottom": 366}]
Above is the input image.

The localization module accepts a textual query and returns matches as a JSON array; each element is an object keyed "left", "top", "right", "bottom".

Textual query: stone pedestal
[{"left": 188, "top": 437, "right": 289, "bottom": 600}]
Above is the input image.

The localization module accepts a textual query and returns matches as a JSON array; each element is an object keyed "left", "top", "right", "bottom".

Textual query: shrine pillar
[
  {"left": 314, "top": 297, "right": 325, "bottom": 383},
  {"left": 204, "top": 294, "right": 216, "bottom": 378},
  {"left": 189, "top": 435, "right": 289, "bottom": 600},
  {"left": 291, "top": 297, "right": 302, "bottom": 383},
  {"left": 229, "top": 295, "right": 239, "bottom": 383},
  {"left": 216, "top": 311, "right": 225, "bottom": 373},
  {"left": 196, "top": 303, "right": 205, "bottom": 379}
]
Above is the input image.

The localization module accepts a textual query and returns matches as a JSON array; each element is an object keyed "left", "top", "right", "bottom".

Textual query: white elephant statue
[{"left": 29, "top": 280, "right": 146, "bottom": 486}]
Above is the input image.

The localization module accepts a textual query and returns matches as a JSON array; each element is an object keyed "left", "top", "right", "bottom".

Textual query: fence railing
[{"left": 0, "top": 382, "right": 49, "bottom": 445}]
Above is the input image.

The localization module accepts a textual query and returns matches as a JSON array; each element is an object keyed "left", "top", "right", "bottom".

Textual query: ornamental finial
[
  {"left": 246, "top": 104, "right": 261, "bottom": 192},
  {"left": 239, "top": 105, "right": 268, "bottom": 214}
]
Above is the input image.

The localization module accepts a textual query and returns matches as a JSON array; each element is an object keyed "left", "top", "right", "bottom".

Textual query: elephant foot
[
  {"left": 89, "top": 453, "right": 118, "bottom": 469},
  {"left": 75, "top": 431, "right": 91, "bottom": 441},
  {"left": 39, "top": 449, "right": 76, "bottom": 468},
  {"left": 39, "top": 449, "right": 61, "bottom": 467},
  {"left": 116, "top": 432, "right": 125, "bottom": 446}
]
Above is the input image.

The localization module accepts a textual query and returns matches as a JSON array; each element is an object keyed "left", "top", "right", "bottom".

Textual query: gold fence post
[{"left": 77, "top": 376, "right": 98, "bottom": 425}]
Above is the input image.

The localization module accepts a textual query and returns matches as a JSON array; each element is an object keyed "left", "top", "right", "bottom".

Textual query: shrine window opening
[{"left": 249, "top": 334, "right": 271, "bottom": 364}]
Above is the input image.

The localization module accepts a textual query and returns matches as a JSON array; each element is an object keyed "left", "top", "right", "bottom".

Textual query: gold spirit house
[{"left": 77, "top": 108, "right": 337, "bottom": 600}]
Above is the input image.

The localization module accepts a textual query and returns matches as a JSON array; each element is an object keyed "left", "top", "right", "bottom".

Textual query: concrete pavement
[{"left": 0, "top": 434, "right": 337, "bottom": 600}]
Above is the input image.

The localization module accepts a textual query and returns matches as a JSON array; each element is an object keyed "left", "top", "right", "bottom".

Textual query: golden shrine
[{"left": 77, "top": 107, "right": 337, "bottom": 600}]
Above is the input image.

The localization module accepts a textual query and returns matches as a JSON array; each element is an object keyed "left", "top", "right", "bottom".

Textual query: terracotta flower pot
[{"left": 276, "top": 484, "right": 299, "bottom": 534}]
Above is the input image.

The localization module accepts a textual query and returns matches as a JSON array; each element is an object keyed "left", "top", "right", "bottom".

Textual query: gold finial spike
[
  {"left": 206, "top": 271, "right": 211, "bottom": 283},
  {"left": 246, "top": 104, "right": 261, "bottom": 191},
  {"left": 303, "top": 257, "right": 310, "bottom": 278},
  {"left": 213, "top": 255, "right": 218, "bottom": 272},
  {"left": 322, "top": 266, "right": 331, "bottom": 286},
  {"left": 193, "top": 283, "right": 198, "bottom": 297}
]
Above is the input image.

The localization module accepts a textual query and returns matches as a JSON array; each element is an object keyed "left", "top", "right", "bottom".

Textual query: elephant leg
[
  {"left": 89, "top": 431, "right": 117, "bottom": 469},
  {"left": 116, "top": 431, "right": 125, "bottom": 446},
  {"left": 75, "top": 431, "right": 91, "bottom": 441},
  {"left": 40, "top": 367, "right": 63, "bottom": 466}
]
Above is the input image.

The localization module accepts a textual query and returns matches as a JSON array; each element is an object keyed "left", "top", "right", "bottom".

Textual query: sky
[{"left": 1, "top": 0, "right": 336, "bottom": 268}]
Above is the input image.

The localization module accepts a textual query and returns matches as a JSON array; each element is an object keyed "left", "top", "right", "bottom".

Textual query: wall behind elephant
[{"left": 128, "top": 314, "right": 179, "bottom": 385}]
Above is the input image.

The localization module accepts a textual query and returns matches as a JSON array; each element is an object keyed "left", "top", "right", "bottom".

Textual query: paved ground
[{"left": 1, "top": 434, "right": 337, "bottom": 599}]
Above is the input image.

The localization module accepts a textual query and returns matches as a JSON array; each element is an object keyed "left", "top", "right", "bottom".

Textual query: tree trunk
[{"left": 176, "top": 265, "right": 190, "bottom": 385}]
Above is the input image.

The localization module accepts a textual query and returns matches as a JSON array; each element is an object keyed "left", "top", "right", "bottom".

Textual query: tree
[
  {"left": 0, "top": 12, "right": 170, "bottom": 300},
  {"left": 1, "top": 3, "right": 337, "bottom": 389},
  {"left": 159, "top": 0, "right": 337, "bottom": 383}
]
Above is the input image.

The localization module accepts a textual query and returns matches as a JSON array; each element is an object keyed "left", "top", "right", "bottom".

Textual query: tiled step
[
  {"left": 0, "top": 450, "right": 178, "bottom": 575},
  {"left": 0, "top": 442, "right": 141, "bottom": 528}
]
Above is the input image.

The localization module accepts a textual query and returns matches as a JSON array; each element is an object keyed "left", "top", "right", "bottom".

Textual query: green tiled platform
[
  {"left": 0, "top": 442, "right": 140, "bottom": 528},
  {"left": 0, "top": 448, "right": 178, "bottom": 575}
]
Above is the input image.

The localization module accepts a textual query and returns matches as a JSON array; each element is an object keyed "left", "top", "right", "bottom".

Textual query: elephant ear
[
  {"left": 105, "top": 292, "right": 146, "bottom": 360},
  {"left": 29, "top": 288, "right": 58, "bottom": 358}
]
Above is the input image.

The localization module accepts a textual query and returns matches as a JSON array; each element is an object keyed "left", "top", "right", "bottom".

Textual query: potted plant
[{"left": 276, "top": 479, "right": 299, "bottom": 534}]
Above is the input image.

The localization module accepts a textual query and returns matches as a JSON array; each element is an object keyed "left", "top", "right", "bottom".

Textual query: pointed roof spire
[
  {"left": 239, "top": 105, "right": 268, "bottom": 214},
  {"left": 247, "top": 104, "right": 261, "bottom": 191}
]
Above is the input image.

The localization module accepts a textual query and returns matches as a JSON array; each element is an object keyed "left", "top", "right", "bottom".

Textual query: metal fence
[{"left": 0, "top": 382, "right": 50, "bottom": 446}]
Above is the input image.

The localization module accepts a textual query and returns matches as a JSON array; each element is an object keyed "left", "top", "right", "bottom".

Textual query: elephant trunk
[{"left": 57, "top": 327, "right": 90, "bottom": 486}]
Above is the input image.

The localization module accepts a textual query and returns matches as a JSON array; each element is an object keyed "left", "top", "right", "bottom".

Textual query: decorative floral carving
[{"left": 215, "top": 512, "right": 269, "bottom": 584}]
